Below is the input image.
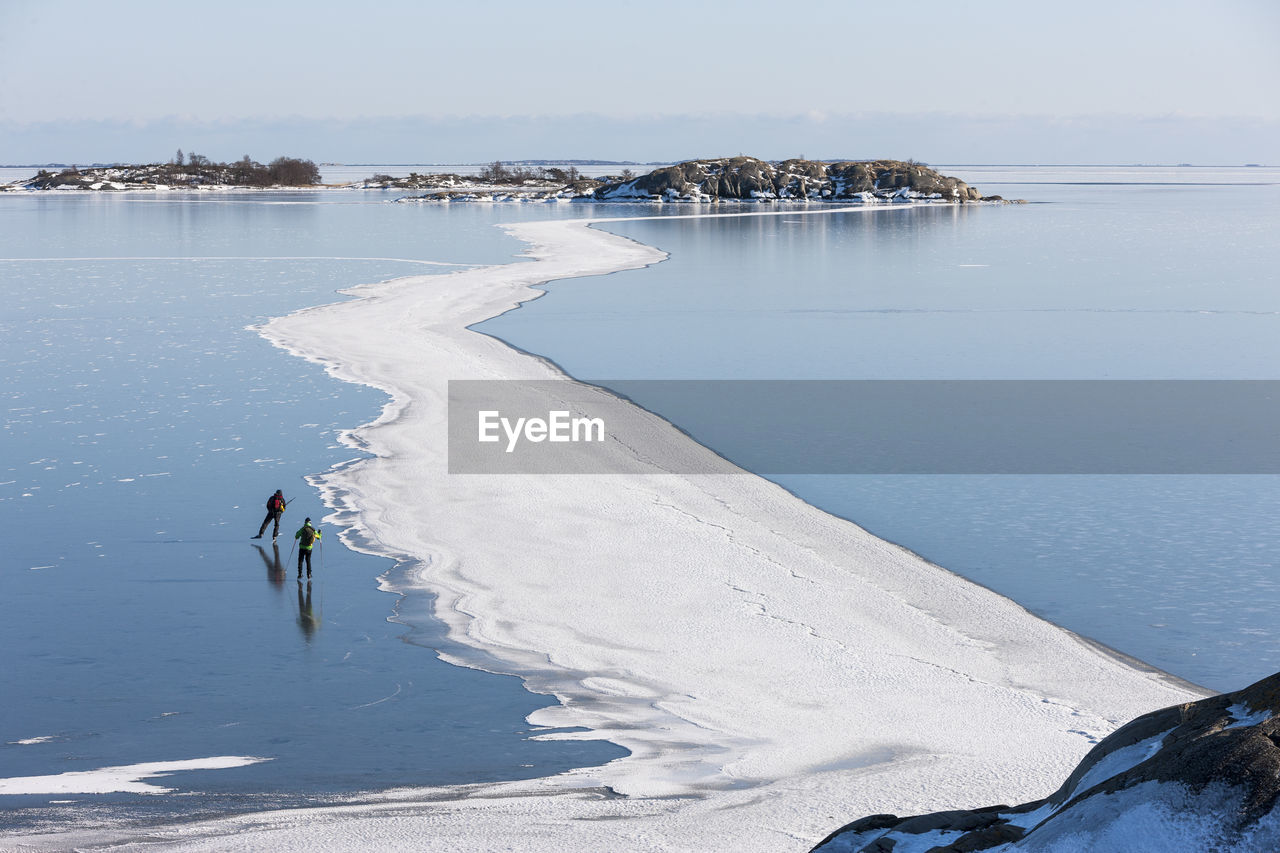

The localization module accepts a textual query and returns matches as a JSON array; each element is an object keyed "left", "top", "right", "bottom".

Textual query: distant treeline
[
  {"left": 29, "top": 151, "right": 322, "bottom": 188},
  {"left": 167, "top": 150, "right": 322, "bottom": 185},
  {"left": 474, "top": 161, "right": 635, "bottom": 183}
]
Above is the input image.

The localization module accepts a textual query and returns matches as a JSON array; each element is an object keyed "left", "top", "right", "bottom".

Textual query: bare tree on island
[
  {"left": 267, "top": 157, "right": 321, "bottom": 185},
  {"left": 231, "top": 155, "right": 256, "bottom": 185}
]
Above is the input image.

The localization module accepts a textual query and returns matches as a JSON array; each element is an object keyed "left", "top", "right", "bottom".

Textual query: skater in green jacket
[{"left": 295, "top": 518, "right": 321, "bottom": 578}]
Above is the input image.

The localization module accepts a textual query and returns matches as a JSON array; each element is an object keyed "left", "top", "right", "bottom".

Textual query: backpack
[
  {"left": 299, "top": 526, "right": 316, "bottom": 548},
  {"left": 268, "top": 495, "right": 284, "bottom": 512}
]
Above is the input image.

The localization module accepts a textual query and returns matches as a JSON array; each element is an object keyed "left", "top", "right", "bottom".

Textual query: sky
[{"left": 1, "top": 0, "right": 1277, "bottom": 164}]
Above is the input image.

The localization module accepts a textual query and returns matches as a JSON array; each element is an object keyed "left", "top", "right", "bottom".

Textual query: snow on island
[
  {"left": 3, "top": 155, "right": 321, "bottom": 191},
  {"left": 397, "top": 157, "right": 1015, "bottom": 203},
  {"left": 2, "top": 156, "right": 1020, "bottom": 203}
]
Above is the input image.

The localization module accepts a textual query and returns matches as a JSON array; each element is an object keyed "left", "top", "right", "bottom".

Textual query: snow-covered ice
[
  {"left": 5, "top": 736, "right": 59, "bottom": 746},
  {"left": 0, "top": 757, "right": 270, "bottom": 796},
  {"left": 1, "top": 207, "right": 1205, "bottom": 852}
]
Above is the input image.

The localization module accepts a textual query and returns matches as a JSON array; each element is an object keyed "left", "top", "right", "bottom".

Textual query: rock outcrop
[
  {"left": 812, "top": 672, "right": 1280, "bottom": 851},
  {"left": 593, "top": 157, "right": 987, "bottom": 203}
]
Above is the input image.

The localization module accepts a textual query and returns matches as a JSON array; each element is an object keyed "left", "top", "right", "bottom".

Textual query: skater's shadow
[
  {"left": 297, "top": 580, "right": 319, "bottom": 642},
  {"left": 253, "top": 544, "right": 286, "bottom": 587}
]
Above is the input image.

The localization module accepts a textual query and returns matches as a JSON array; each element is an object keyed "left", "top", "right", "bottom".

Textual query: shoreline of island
[{"left": 2, "top": 156, "right": 1023, "bottom": 204}]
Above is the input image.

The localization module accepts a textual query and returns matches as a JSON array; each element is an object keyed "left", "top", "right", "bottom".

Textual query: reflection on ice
[{"left": 296, "top": 581, "right": 319, "bottom": 642}]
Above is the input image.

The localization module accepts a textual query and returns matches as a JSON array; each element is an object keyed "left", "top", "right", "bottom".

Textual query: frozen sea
[
  {"left": 0, "top": 193, "right": 643, "bottom": 829},
  {"left": 2, "top": 166, "right": 1277, "bottom": 832},
  {"left": 478, "top": 165, "right": 1280, "bottom": 693}
]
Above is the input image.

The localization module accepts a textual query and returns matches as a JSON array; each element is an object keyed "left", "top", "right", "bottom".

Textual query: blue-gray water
[
  {"left": 0, "top": 193, "right": 635, "bottom": 829},
  {"left": 479, "top": 167, "right": 1280, "bottom": 693}
]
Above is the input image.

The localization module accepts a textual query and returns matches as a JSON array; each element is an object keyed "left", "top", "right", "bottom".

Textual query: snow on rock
[
  {"left": 1226, "top": 702, "right": 1273, "bottom": 731},
  {"left": 406, "top": 157, "right": 998, "bottom": 204},
  {"left": 812, "top": 670, "right": 1280, "bottom": 852},
  {"left": 593, "top": 157, "right": 992, "bottom": 204}
]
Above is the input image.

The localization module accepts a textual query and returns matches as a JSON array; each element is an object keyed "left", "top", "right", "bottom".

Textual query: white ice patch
[
  {"left": 1225, "top": 702, "right": 1272, "bottom": 730},
  {"left": 0, "top": 756, "right": 271, "bottom": 794},
  {"left": 6, "top": 736, "right": 58, "bottom": 745}
]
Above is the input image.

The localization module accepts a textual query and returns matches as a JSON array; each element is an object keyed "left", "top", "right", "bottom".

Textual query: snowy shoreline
[{"left": 4, "top": 206, "right": 1205, "bottom": 851}]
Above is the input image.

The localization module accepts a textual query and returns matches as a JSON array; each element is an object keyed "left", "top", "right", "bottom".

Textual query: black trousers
[
  {"left": 258, "top": 509, "right": 283, "bottom": 538},
  {"left": 298, "top": 548, "right": 313, "bottom": 576}
]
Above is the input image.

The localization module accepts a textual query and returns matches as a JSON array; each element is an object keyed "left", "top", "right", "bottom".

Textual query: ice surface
[
  {"left": 0, "top": 757, "right": 270, "bottom": 795},
  {"left": 4, "top": 207, "right": 1205, "bottom": 850}
]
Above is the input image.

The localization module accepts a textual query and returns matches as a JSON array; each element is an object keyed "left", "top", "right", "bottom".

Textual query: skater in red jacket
[{"left": 253, "top": 490, "right": 288, "bottom": 541}]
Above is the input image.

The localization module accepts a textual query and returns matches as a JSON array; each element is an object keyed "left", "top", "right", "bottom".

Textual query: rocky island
[
  {"left": 595, "top": 157, "right": 990, "bottom": 202},
  {"left": 4, "top": 155, "right": 1014, "bottom": 203},
  {"left": 397, "top": 156, "right": 1010, "bottom": 203}
]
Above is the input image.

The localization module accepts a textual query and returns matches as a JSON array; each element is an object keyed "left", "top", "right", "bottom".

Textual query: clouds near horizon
[
  {"left": 1, "top": 0, "right": 1276, "bottom": 163},
  {"left": 3, "top": 112, "right": 1276, "bottom": 167}
]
